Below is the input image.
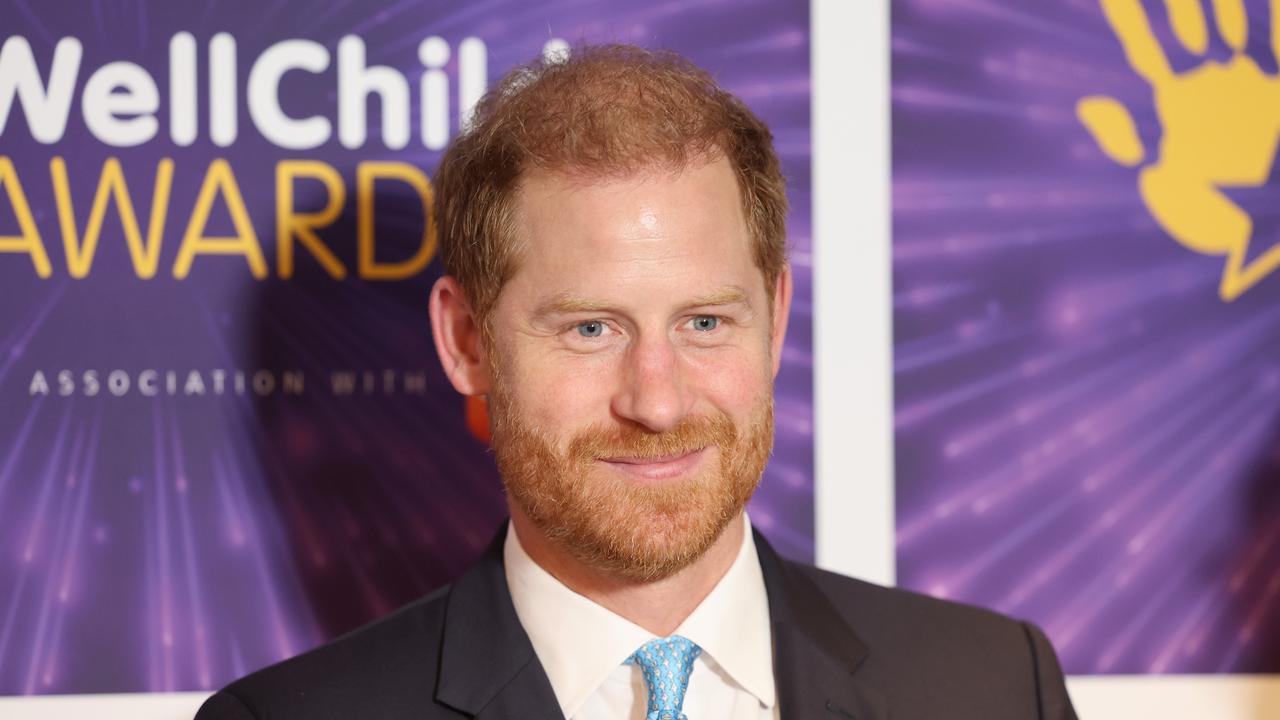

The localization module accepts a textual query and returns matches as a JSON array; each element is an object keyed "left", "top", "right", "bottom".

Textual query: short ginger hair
[{"left": 435, "top": 44, "right": 788, "bottom": 324}]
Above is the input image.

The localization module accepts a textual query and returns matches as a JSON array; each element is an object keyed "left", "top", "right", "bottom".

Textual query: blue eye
[
  {"left": 692, "top": 316, "right": 719, "bottom": 331},
  {"left": 577, "top": 321, "right": 605, "bottom": 337}
]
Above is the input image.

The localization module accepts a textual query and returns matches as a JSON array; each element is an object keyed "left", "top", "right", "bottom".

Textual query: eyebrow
[
  {"left": 532, "top": 286, "right": 752, "bottom": 318},
  {"left": 688, "top": 286, "right": 750, "bottom": 308}
]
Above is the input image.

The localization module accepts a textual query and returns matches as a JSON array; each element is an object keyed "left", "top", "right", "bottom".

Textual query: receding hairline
[
  {"left": 499, "top": 156, "right": 768, "bottom": 314},
  {"left": 435, "top": 42, "right": 789, "bottom": 328},
  {"left": 510, "top": 145, "right": 733, "bottom": 196}
]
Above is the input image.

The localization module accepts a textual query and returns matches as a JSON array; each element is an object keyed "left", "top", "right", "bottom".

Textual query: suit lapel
[
  {"left": 435, "top": 525, "right": 564, "bottom": 719},
  {"left": 434, "top": 524, "right": 886, "bottom": 720},
  {"left": 755, "top": 531, "right": 889, "bottom": 720}
]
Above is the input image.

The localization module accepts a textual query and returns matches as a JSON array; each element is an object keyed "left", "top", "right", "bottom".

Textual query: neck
[{"left": 509, "top": 508, "right": 745, "bottom": 637}]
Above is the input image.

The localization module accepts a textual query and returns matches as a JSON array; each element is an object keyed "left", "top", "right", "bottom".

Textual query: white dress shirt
[{"left": 504, "top": 516, "right": 779, "bottom": 720}]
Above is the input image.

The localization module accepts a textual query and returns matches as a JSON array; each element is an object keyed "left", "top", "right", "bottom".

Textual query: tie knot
[{"left": 629, "top": 636, "right": 702, "bottom": 720}]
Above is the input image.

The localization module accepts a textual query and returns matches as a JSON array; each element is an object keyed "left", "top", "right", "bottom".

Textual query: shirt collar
[
  {"left": 503, "top": 516, "right": 776, "bottom": 718},
  {"left": 504, "top": 523, "right": 651, "bottom": 719},
  {"left": 674, "top": 515, "right": 776, "bottom": 709}
]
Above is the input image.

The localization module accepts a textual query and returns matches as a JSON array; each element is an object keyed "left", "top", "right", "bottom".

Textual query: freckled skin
[{"left": 493, "top": 157, "right": 780, "bottom": 446}]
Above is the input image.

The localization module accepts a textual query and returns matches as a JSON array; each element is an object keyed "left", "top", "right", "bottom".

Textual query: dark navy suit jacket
[{"left": 195, "top": 526, "right": 1078, "bottom": 719}]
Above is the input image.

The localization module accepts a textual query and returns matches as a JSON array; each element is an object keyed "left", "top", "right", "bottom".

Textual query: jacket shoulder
[
  {"left": 790, "top": 563, "right": 1077, "bottom": 720},
  {"left": 797, "top": 563, "right": 1028, "bottom": 642},
  {"left": 196, "top": 586, "right": 453, "bottom": 720}
]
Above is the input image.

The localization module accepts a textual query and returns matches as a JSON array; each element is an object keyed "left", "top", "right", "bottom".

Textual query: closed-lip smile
[{"left": 599, "top": 448, "right": 707, "bottom": 481}]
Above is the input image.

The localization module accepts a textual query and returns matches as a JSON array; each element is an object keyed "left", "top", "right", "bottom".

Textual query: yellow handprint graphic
[{"left": 1079, "top": 0, "right": 1280, "bottom": 301}]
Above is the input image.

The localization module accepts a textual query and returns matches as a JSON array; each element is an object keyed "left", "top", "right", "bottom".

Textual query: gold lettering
[
  {"left": 356, "top": 161, "right": 436, "bottom": 280},
  {"left": 0, "top": 157, "right": 52, "bottom": 277},
  {"left": 276, "top": 160, "right": 347, "bottom": 279},
  {"left": 51, "top": 156, "right": 173, "bottom": 279},
  {"left": 173, "top": 159, "right": 267, "bottom": 279}
]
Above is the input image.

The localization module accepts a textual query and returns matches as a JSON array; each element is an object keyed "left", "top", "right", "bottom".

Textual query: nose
[{"left": 610, "top": 331, "right": 693, "bottom": 433}]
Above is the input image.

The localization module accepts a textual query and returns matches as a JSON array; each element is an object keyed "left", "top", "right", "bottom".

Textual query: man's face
[{"left": 483, "top": 156, "right": 789, "bottom": 581}]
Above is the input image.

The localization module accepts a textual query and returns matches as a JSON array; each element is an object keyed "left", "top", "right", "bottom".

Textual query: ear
[
  {"left": 429, "top": 275, "right": 491, "bottom": 396},
  {"left": 769, "top": 264, "right": 793, "bottom": 379}
]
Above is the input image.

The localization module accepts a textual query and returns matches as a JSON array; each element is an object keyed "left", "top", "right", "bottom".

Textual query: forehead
[{"left": 502, "top": 157, "right": 759, "bottom": 306}]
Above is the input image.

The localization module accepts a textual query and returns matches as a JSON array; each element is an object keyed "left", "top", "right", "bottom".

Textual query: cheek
[
  {"left": 681, "top": 346, "right": 773, "bottom": 413},
  {"left": 500, "top": 347, "right": 620, "bottom": 428}
]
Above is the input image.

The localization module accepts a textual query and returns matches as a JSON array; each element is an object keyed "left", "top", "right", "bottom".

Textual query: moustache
[{"left": 565, "top": 413, "right": 737, "bottom": 463}]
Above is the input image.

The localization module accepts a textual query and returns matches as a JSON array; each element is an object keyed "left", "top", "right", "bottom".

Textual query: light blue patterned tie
[{"left": 628, "top": 635, "right": 702, "bottom": 720}]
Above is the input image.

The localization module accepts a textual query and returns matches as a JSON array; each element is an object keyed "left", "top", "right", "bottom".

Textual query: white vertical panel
[{"left": 811, "top": 0, "right": 895, "bottom": 585}]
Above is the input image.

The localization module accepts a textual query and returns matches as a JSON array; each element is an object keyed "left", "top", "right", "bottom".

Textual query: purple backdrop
[
  {"left": 0, "top": 0, "right": 812, "bottom": 696},
  {"left": 894, "top": 0, "right": 1280, "bottom": 675}
]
